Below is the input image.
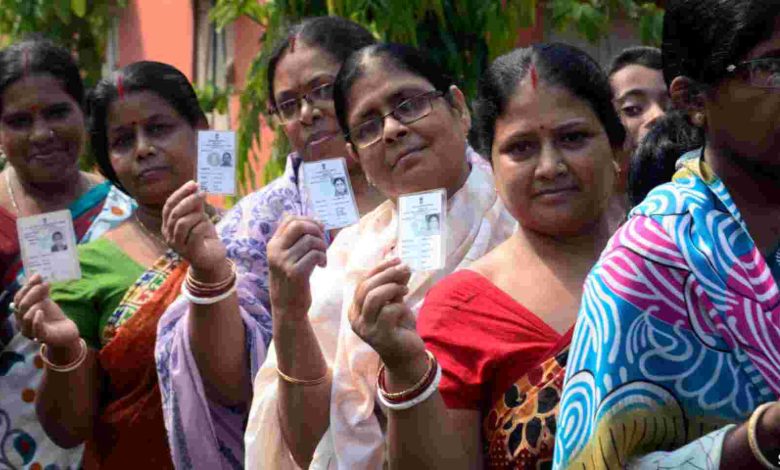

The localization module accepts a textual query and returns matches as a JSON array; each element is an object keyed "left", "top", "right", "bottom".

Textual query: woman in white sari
[{"left": 244, "top": 43, "right": 515, "bottom": 469}]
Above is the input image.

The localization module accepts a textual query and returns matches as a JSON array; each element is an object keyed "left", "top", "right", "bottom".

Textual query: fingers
[
  {"left": 294, "top": 250, "right": 328, "bottom": 280},
  {"left": 353, "top": 260, "right": 410, "bottom": 313},
  {"left": 15, "top": 282, "right": 50, "bottom": 321},
  {"left": 13, "top": 274, "right": 43, "bottom": 307},
  {"left": 162, "top": 180, "right": 199, "bottom": 229},
  {"left": 170, "top": 212, "right": 209, "bottom": 248},
  {"left": 163, "top": 186, "right": 207, "bottom": 242},
  {"left": 274, "top": 217, "right": 325, "bottom": 251},
  {"left": 285, "top": 234, "right": 329, "bottom": 265},
  {"left": 360, "top": 283, "right": 409, "bottom": 325}
]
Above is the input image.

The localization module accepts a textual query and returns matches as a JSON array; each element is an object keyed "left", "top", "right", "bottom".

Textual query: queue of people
[{"left": 1, "top": 0, "right": 779, "bottom": 468}]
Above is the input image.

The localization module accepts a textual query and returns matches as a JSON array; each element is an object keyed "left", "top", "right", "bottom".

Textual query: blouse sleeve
[{"left": 50, "top": 239, "right": 144, "bottom": 349}]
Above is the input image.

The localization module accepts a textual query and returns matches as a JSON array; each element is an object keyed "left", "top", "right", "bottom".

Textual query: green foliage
[
  {"left": 213, "top": 0, "right": 664, "bottom": 191},
  {"left": 195, "top": 83, "right": 233, "bottom": 115}
]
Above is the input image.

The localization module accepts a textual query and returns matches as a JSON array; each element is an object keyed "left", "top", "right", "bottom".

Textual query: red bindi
[
  {"left": 28, "top": 104, "right": 39, "bottom": 113},
  {"left": 530, "top": 64, "right": 539, "bottom": 90},
  {"left": 116, "top": 73, "right": 125, "bottom": 100}
]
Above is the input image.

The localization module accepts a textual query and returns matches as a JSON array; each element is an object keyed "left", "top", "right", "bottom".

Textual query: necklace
[
  {"left": 5, "top": 170, "right": 20, "bottom": 214},
  {"left": 134, "top": 212, "right": 168, "bottom": 247}
]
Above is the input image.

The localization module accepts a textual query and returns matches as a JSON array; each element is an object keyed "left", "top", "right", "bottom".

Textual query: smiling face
[
  {"left": 492, "top": 76, "right": 616, "bottom": 237},
  {"left": 272, "top": 42, "right": 347, "bottom": 161},
  {"left": 106, "top": 90, "right": 198, "bottom": 207},
  {"left": 0, "top": 74, "right": 85, "bottom": 184},
  {"left": 610, "top": 64, "right": 669, "bottom": 152},
  {"left": 344, "top": 60, "right": 470, "bottom": 200}
]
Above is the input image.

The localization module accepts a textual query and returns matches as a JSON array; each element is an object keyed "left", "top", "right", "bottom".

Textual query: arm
[
  {"left": 266, "top": 215, "right": 330, "bottom": 468},
  {"left": 349, "top": 259, "right": 483, "bottom": 469},
  {"left": 13, "top": 275, "right": 100, "bottom": 447},
  {"left": 162, "top": 181, "right": 248, "bottom": 406}
]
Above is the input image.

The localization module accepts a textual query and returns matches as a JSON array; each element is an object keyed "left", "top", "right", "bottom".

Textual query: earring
[
  {"left": 692, "top": 112, "right": 705, "bottom": 127},
  {"left": 365, "top": 173, "right": 374, "bottom": 187},
  {"left": 613, "top": 160, "right": 621, "bottom": 176}
]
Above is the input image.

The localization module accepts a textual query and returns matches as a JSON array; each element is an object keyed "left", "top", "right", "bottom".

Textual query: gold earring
[{"left": 692, "top": 112, "right": 705, "bottom": 127}]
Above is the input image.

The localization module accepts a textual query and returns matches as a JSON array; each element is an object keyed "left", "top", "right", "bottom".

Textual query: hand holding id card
[
  {"left": 17, "top": 209, "right": 81, "bottom": 282},
  {"left": 197, "top": 130, "right": 236, "bottom": 195},
  {"left": 397, "top": 189, "right": 446, "bottom": 272},
  {"left": 303, "top": 157, "right": 360, "bottom": 230}
]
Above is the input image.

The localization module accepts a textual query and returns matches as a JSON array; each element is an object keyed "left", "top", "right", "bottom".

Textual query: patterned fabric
[
  {"left": 84, "top": 254, "right": 186, "bottom": 469},
  {"left": 553, "top": 150, "right": 780, "bottom": 469},
  {"left": 484, "top": 341, "right": 569, "bottom": 470},
  {"left": 0, "top": 184, "right": 134, "bottom": 470},
  {"left": 245, "top": 148, "right": 514, "bottom": 470},
  {"left": 156, "top": 153, "right": 304, "bottom": 469},
  {"left": 102, "top": 251, "right": 181, "bottom": 346}
]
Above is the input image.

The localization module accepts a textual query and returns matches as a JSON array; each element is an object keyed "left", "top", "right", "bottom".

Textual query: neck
[
  {"left": 135, "top": 205, "right": 163, "bottom": 235},
  {"left": 349, "top": 165, "right": 385, "bottom": 216},
  {"left": 514, "top": 215, "right": 612, "bottom": 271},
  {"left": 705, "top": 142, "right": 780, "bottom": 208},
  {"left": 10, "top": 166, "right": 84, "bottom": 204}
]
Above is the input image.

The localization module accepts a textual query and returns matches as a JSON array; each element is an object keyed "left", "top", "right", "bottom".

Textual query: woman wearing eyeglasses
[
  {"left": 553, "top": 1, "right": 780, "bottom": 468},
  {"left": 245, "top": 43, "right": 514, "bottom": 468}
]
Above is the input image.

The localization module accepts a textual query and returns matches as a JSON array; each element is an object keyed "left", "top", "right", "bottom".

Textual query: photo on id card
[
  {"left": 302, "top": 157, "right": 359, "bottom": 230},
  {"left": 17, "top": 209, "right": 81, "bottom": 283},
  {"left": 197, "top": 130, "right": 236, "bottom": 195},
  {"left": 397, "top": 188, "right": 447, "bottom": 272}
]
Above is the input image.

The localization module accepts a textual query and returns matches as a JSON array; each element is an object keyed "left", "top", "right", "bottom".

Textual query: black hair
[
  {"left": 471, "top": 43, "right": 626, "bottom": 160},
  {"left": 87, "top": 61, "right": 206, "bottom": 192},
  {"left": 608, "top": 46, "right": 663, "bottom": 77},
  {"left": 628, "top": 109, "right": 704, "bottom": 207},
  {"left": 333, "top": 43, "right": 456, "bottom": 137},
  {"left": 266, "top": 16, "right": 376, "bottom": 111},
  {"left": 662, "top": 0, "right": 780, "bottom": 87},
  {"left": 0, "top": 36, "right": 84, "bottom": 113}
]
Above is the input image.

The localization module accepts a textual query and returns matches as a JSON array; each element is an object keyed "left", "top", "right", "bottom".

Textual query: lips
[
  {"left": 138, "top": 166, "right": 170, "bottom": 181},
  {"left": 29, "top": 146, "right": 71, "bottom": 163},
  {"left": 534, "top": 186, "right": 579, "bottom": 197},
  {"left": 305, "top": 130, "right": 339, "bottom": 148},
  {"left": 390, "top": 145, "right": 426, "bottom": 168}
]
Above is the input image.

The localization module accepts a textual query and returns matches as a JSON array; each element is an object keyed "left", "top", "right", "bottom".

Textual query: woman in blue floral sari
[{"left": 554, "top": 1, "right": 780, "bottom": 468}]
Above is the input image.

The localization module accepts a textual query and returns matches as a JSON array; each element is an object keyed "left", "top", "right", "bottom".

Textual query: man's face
[{"left": 611, "top": 64, "right": 670, "bottom": 152}]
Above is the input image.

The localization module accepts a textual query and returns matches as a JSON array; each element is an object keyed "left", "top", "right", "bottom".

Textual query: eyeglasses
[
  {"left": 271, "top": 83, "right": 334, "bottom": 124},
  {"left": 348, "top": 90, "right": 444, "bottom": 148},
  {"left": 726, "top": 58, "right": 780, "bottom": 89}
]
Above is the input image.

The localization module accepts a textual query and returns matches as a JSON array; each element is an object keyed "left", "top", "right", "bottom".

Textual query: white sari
[{"left": 245, "top": 149, "right": 514, "bottom": 469}]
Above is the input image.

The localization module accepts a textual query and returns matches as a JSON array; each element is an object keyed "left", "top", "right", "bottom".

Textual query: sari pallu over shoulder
[
  {"left": 244, "top": 147, "right": 515, "bottom": 469},
  {"left": 154, "top": 154, "right": 306, "bottom": 469},
  {"left": 552, "top": 151, "right": 780, "bottom": 469},
  {"left": 83, "top": 254, "right": 186, "bottom": 470}
]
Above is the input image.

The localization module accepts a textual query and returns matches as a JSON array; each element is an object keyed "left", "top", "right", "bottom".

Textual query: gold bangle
[
  {"left": 187, "top": 259, "right": 236, "bottom": 289},
  {"left": 378, "top": 350, "right": 435, "bottom": 400},
  {"left": 40, "top": 338, "right": 88, "bottom": 373},
  {"left": 748, "top": 401, "right": 780, "bottom": 469},
  {"left": 276, "top": 367, "right": 330, "bottom": 386}
]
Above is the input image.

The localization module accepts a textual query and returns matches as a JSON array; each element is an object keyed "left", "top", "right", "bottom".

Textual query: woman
[
  {"left": 350, "top": 43, "right": 624, "bottom": 469},
  {"left": 11, "top": 61, "right": 233, "bottom": 468},
  {"left": 0, "top": 38, "right": 133, "bottom": 468},
  {"left": 156, "top": 16, "right": 383, "bottom": 467},
  {"left": 245, "top": 42, "right": 514, "bottom": 469},
  {"left": 554, "top": 1, "right": 780, "bottom": 468}
]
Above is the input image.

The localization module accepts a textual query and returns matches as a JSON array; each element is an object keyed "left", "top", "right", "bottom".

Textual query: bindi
[
  {"left": 530, "top": 63, "right": 539, "bottom": 91},
  {"left": 116, "top": 73, "right": 125, "bottom": 100}
]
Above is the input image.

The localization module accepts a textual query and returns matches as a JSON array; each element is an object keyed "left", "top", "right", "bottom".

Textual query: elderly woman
[
  {"left": 245, "top": 42, "right": 514, "bottom": 469},
  {"left": 0, "top": 38, "right": 132, "bottom": 468},
  {"left": 554, "top": 0, "right": 780, "bottom": 468}
]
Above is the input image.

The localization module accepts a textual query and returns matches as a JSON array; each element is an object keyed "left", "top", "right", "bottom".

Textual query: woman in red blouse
[{"left": 349, "top": 43, "right": 626, "bottom": 468}]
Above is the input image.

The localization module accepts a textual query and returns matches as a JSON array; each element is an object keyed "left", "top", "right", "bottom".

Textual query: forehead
[
  {"left": 610, "top": 65, "right": 666, "bottom": 97},
  {"left": 496, "top": 78, "right": 602, "bottom": 133},
  {"left": 2, "top": 74, "right": 74, "bottom": 112},
  {"left": 107, "top": 90, "right": 181, "bottom": 130},
  {"left": 346, "top": 61, "right": 434, "bottom": 120},
  {"left": 273, "top": 43, "right": 340, "bottom": 96}
]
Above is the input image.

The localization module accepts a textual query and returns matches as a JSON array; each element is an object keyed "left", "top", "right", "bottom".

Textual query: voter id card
[
  {"left": 397, "top": 188, "right": 446, "bottom": 271},
  {"left": 302, "top": 157, "right": 360, "bottom": 230},
  {"left": 17, "top": 209, "right": 81, "bottom": 282},
  {"left": 197, "top": 130, "right": 236, "bottom": 195}
]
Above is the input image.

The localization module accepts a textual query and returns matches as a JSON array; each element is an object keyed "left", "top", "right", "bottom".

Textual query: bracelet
[
  {"left": 276, "top": 367, "right": 330, "bottom": 386},
  {"left": 40, "top": 338, "right": 88, "bottom": 373},
  {"left": 377, "top": 351, "right": 436, "bottom": 401},
  {"left": 187, "top": 259, "right": 236, "bottom": 291},
  {"left": 181, "top": 281, "right": 237, "bottom": 305},
  {"left": 748, "top": 401, "right": 780, "bottom": 469},
  {"left": 377, "top": 362, "right": 441, "bottom": 411}
]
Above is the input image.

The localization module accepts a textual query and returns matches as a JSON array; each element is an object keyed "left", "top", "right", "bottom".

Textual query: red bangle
[{"left": 377, "top": 351, "right": 438, "bottom": 404}]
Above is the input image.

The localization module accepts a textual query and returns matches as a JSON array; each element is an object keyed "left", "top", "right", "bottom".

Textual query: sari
[
  {"left": 155, "top": 154, "right": 305, "bottom": 468},
  {"left": 245, "top": 148, "right": 515, "bottom": 469},
  {"left": 553, "top": 151, "right": 780, "bottom": 469},
  {"left": 83, "top": 251, "right": 186, "bottom": 469},
  {"left": 0, "top": 183, "right": 134, "bottom": 469}
]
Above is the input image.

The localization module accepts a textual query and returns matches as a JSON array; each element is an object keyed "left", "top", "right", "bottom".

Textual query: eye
[
  {"left": 353, "top": 119, "right": 381, "bottom": 143},
  {"left": 620, "top": 105, "right": 643, "bottom": 118},
  {"left": 277, "top": 99, "right": 298, "bottom": 116},
  {"left": 558, "top": 131, "right": 590, "bottom": 149},
  {"left": 3, "top": 114, "right": 32, "bottom": 129},
  {"left": 147, "top": 122, "right": 172, "bottom": 137},
  {"left": 310, "top": 84, "right": 333, "bottom": 101},
  {"left": 111, "top": 132, "right": 134, "bottom": 151},
  {"left": 504, "top": 139, "right": 538, "bottom": 159},
  {"left": 44, "top": 104, "right": 71, "bottom": 120}
]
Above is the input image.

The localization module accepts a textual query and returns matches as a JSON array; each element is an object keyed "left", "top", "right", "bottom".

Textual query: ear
[
  {"left": 346, "top": 142, "right": 360, "bottom": 165},
  {"left": 669, "top": 76, "right": 706, "bottom": 126},
  {"left": 447, "top": 85, "right": 471, "bottom": 135}
]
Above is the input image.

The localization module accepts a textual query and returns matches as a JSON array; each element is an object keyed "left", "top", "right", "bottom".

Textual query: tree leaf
[{"left": 71, "top": 0, "right": 86, "bottom": 18}]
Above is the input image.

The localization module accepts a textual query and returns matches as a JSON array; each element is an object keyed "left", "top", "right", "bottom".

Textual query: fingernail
[{"left": 398, "top": 263, "right": 410, "bottom": 271}]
